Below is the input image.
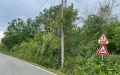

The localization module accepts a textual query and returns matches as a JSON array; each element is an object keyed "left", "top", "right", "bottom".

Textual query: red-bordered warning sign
[
  {"left": 96, "top": 44, "right": 109, "bottom": 56},
  {"left": 98, "top": 33, "right": 108, "bottom": 44}
]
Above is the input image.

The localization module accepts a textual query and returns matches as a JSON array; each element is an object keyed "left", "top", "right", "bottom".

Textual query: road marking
[{"left": 0, "top": 53, "right": 57, "bottom": 75}]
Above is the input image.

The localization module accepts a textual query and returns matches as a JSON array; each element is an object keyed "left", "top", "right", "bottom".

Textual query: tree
[
  {"left": 98, "top": 0, "right": 120, "bottom": 25},
  {"left": 35, "top": 4, "right": 79, "bottom": 57},
  {"left": 108, "top": 23, "right": 120, "bottom": 53},
  {"left": 2, "top": 18, "right": 25, "bottom": 49},
  {"left": 24, "top": 18, "right": 39, "bottom": 38},
  {"left": 35, "top": 5, "right": 61, "bottom": 33},
  {"left": 81, "top": 14, "right": 106, "bottom": 45}
]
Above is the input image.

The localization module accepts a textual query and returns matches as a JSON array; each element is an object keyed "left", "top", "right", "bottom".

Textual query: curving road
[{"left": 0, "top": 53, "right": 57, "bottom": 75}]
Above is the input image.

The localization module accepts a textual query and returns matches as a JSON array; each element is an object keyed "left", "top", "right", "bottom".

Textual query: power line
[
  {"left": 74, "top": 0, "right": 94, "bottom": 7},
  {"left": 31, "top": 0, "right": 48, "bottom": 18}
]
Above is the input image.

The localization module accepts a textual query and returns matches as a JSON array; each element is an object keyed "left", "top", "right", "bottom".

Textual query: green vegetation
[{"left": 0, "top": 0, "right": 120, "bottom": 75}]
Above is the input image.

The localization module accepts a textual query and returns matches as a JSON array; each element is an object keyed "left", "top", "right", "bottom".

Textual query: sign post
[
  {"left": 97, "top": 33, "right": 109, "bottom": 61},
  {"left": 102, "top": 55, "right": 103, "bottom": 61}
]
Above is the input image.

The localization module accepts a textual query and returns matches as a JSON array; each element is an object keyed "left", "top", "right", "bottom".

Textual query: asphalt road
[{"left": 0, "top": 53, "right": 57, "bottom": 75}]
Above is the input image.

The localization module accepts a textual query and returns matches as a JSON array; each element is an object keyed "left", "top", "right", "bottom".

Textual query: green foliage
[
  {"left": 0, "top": 43, "right": 8, "bottom": 53},
  {"left": 112, "top": 25, "right": 120, "bottom": 53},
  {"left": 1, "top": 2, "right": 120, "bottom": 75},
  {"left": 107, "top": 23, "right": 120, "bottom": 53},
  {"left": 7, "top": 33, "right": 61, "bottom": 69},
  {"left": 1, "top": 18, "right": 25, "bottom": 49},
  {"left": 39, "top": 33, "right": 61, "bottom": 68},
  {"left": 63, "top": 53, "right": 120, "bottom": 75},
  {"left": 82, "top": 15, "right": 106, "bottom": 45}
]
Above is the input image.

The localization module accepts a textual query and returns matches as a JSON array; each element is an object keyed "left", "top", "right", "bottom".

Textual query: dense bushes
[
  {"left": 6, "top": 33, "right": 61, "bottom": 69},
  {"left": 63, "top": 54, "right": 120, "bottom": 75},
  {"left": 1, "top": 41, "right": 120, "bottom": 75}
]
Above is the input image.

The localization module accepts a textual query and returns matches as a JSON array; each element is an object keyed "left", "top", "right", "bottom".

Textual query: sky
[{"left": 0, "top": 0, "right": 120, "bottom": 40}]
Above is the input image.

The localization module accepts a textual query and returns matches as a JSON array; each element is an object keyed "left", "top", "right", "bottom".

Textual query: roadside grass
[
  {"left": 18, "top": 58, "right": 66, "bottom": 75},
  {"left": 16, "top": 58, "right": 66, "bottom": 75}
]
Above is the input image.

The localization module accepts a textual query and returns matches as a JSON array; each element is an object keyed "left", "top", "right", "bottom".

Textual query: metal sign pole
[{"left": 102, "top": 55, "right": 103, "bottom": 61}]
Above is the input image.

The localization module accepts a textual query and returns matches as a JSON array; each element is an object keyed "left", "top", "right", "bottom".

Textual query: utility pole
[{"left": 61, "top": 0, "right": 66, "bottom": 69}]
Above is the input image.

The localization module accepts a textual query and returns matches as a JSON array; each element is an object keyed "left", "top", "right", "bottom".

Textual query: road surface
[{"left": 0, "top": 53, "right": 57, "bottom": 75}]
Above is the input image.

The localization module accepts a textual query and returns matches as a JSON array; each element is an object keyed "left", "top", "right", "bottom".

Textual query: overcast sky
[{"left": 0, "top": 0, "right": 120, "bottom": 40}]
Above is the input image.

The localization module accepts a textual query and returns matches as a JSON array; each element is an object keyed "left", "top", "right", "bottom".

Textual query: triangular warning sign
[
  {"left": 98, "top": 33, "right": 108, "bottom": 44},
  {"left": 96, "top": 44, "right": 109, "bottom": 55}
]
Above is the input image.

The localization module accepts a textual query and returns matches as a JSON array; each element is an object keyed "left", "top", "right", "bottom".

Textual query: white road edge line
[{"left": 0, "top": 53, "right": 57, "bottom": 75}]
